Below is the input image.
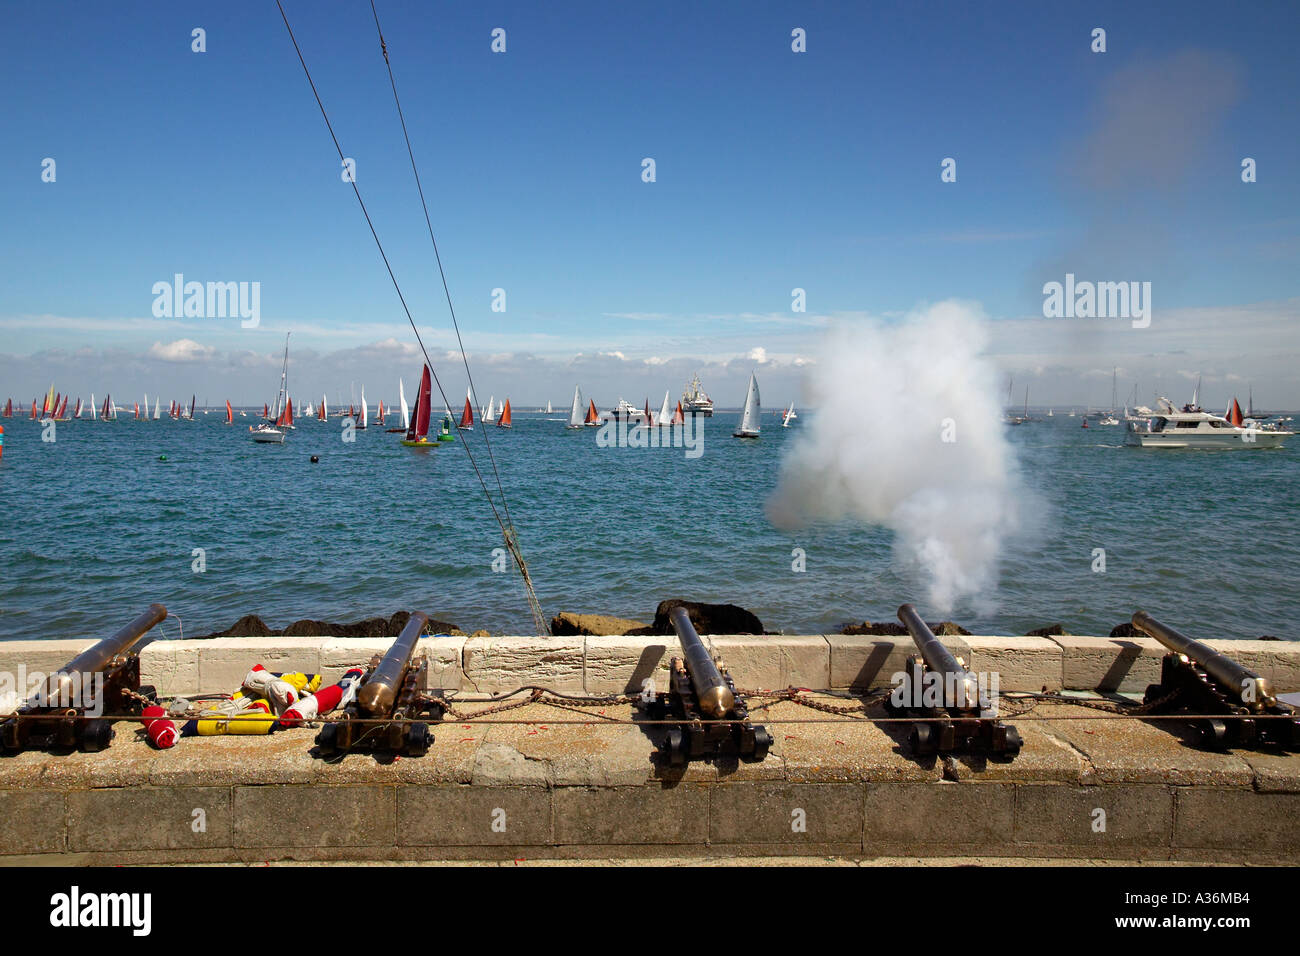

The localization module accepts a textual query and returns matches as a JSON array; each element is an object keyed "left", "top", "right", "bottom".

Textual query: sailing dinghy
[
  {"left": 566, "top": 385, "right": 584, "bottom": 430},
  {"left": 496, "top": 399, "right": 512, "bottom": 428},
  {"left": 458, "top": 388, "right": 474, "bottom": 430},
  {"left": 401, "top": 365, "right": 437, "bottom": 449}
]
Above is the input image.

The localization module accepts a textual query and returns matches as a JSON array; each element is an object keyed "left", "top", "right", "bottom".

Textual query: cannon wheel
[
  {"left": 1199, "top": 719, "right": 1228, "bottom": 750},
  {"left": 1002, "top": 725, "right": 1023, "bottom": 756},
  {"left": 751, "top": 726, "right": 772, "bottom": 762},
  {"left": 80, "top": 719, "right": 114, "bottom": 753},
  {"left": 405, "top": 722, "right": 431, "bottom": 757},
  {"left": 316, "top": 722, "right": 339, "bottom": 755},
  {"left": 664, "top": 727, "right": 686, "bottom": 767},
  {"left": 910, "top": 722, "right": 936, "bottom": 756}
]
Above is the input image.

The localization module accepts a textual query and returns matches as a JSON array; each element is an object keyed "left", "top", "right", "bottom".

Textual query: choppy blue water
[{"left": 0, "top": 410, "right": 1296, "bottom": 641}]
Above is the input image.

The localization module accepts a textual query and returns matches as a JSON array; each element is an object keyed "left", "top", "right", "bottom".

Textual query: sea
[{"left": 1, "top": 409, "right": 1296, "bottom": 642}]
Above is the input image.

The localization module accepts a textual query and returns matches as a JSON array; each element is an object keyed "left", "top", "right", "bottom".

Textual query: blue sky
[{"left": 2, "top": 0, "right": 1298, "bottom": 408}]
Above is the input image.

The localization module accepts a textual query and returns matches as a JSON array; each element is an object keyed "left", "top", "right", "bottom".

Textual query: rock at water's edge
[
  {"left": 649, "top": 599, "right": 764, "bottom": 635},
  {"left": 549, "top": 612, "right": 650, "bottom": 636}
]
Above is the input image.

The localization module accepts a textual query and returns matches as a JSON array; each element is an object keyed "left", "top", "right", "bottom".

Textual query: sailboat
[
  {"left": 399, "top": 379, "right": 410, "bottom": 429},
  {"left": 400, "top": 365, "right": 436, "bottom": 448},
  {"left": 496, "top": 398, "right": 512, "bottom": 428},
  {"left": 251, "top": 333, "right": 291, "bottom": 443},
  {"left": 225, "top": 401, "right": 233, "bottom": 425},
  {"left": 670, "top": 400, "right": 685, "bottom": 426},
  {"left": 356, "top": 387, "right": 368, "bottom": 429},
  {"left": 546, "top": 400, "right": 553, "bottom": 414},
  {"left": 733, "top": 372, "right": 761, "bottom": 438},
  {"left": 153, "top": 397, "right": 161, "bottom": 420},
  {"left": 89, "top": 394, "right": 97, "bottom": 421},
  {"left": 458, "top": 387, "right": 475, "bottom": 430},
  {"left": 782, "top": 403, "right": 796, "bottom": 427},
  {"left": 1098, "top": 368, "right": 1120, "bottom": 425},
  {"left": 656, "top": 390, "right": 671, "bottom": 426},
  {"left": 483, "top": 396, "right": 496, "bottom": 423},
  {"left": 2, "top": 399, "right": 10, "bottom": 418},
  {"left": 320, "top": 395, "right": 328, "bottom": 421},
  {"left": 567, "top": 386, "right": 584, "bottom": 430},
  {"left": 584, "top": 399, "right": 600, "bottom": 427},
  {"left": 376, "top": 399, "right": 386, "bottom": 426}
]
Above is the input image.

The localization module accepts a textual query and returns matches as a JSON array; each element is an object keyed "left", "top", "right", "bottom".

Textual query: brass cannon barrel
[
  {"left": 38, "top": 603, "right": 167, "bottom": 706},
  {"left": 897, "top": 603, "right": 981, "bottom": 709},
  {"left": 357, "top": 612, "right": 428, "bottom": 716},
  {"left": 668, "top": 606, "right": 734, "bottom": 718},
  {"left": 1132, "top": 611, "right": 1273, "bottom": 706}
]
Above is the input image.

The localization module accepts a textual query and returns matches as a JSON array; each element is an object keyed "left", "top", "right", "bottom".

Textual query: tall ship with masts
[{"left": 681, "top": 373, "right": 714, "bottom": 416}]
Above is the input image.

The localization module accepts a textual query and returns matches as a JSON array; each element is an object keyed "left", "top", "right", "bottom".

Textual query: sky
[{"left": 1, "top": 0, "right": 1298, "bottom": 410}]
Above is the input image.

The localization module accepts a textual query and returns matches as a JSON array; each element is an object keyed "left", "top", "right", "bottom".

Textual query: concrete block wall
[{"left": 2, "top": 633, "right": 1298, "bottom": 698}]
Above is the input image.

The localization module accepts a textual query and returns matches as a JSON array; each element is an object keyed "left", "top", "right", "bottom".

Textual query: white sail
[
  {"left": 153, "top": 397, "right": 161, "bottom": 420},
  {"left": 546, "top": 400, "right": 553, "bottom": 414},
  {"left": 399, "top": 378, "right": 410, "bottom": 429},
  {"left": 735, "top": 372, "right": 761, "bottom": 436},
  {"left": 568, "top": 385, "right": 583, "bottom": 427},
  {"left": 90, "top": 393, "right": 97, "bottom": 420},
  {"left": 782, "top": 403, "right": 795, "bottom": 427},
  {"left": 657, "top": 390, "right": 671, "bottom": 425},
  {"left": 144, "top": 393, "right": 148, "bottom": 417},
  {"left": 359, "top": 387, "right": 368, "bottom": 427},
  {"left": 485, "top": 396, "right": 496, "bottom": 422}
]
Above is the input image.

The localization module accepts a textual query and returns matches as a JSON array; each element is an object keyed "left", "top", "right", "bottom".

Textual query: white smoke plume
[{"left": 767, "top": 300, "right": 1031, "bottom": 613}]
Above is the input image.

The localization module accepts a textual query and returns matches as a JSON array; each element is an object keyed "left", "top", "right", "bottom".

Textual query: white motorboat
[
  {"left": 249, "top": 423, "right": 285, "bottom": 443},
  {"left": 1125, "top": 398, "right": 1293, "bottom": 449}
]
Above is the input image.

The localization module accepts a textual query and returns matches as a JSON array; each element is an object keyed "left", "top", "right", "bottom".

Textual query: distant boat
[
  {"left": 89, "top": 394, "right": 96, "bottom": 421},
  {"left": 546, "top": 400, "right": 553, "bottom": 414},
  {"left": 656, "top": 390, "right": 671, "bottom": 426},
  {"left": 567, "top": 385, "right": 584, "bottom": 430},
  {"left": 251, "top": 333, "right": 290, "bottom": 443},
  {"left": 134, "top": 402, "right": 141, "bottom": 421},
  {"left": 1047, "top": 409, "right": 1054, "bottom": 417},
  {"left": 782, "top": 403, "right": 796, "bottom": 428},
  {"left": 401, "top": 365, "right": 436, "bottom": 449},
  {"left": 733, "top": 372, "right": 761, "bottom": 438},
  {"left": 584, "top": 399, "right": 600, "bottom": 427},
  {"left": 399, "top": 379, "right": 410, "bottom": 430},
  {"left": 682, "top": 373, "right": 714, "bottom": 416},
  {"left": 496, "top": 398, "right": 512, "bottom": 428},
  {"left": 226, "top": 401, "right": 234, "bottom": 425},
  {"left": 357, "top": 387, "right": 368, "bottom": 429},
  {"left": 459, "top": 388, "right": 475, "bottom": 430},
  {"left": 670, "top": 400, "right": 685, "bottom": 426},
  {"left": 484, "top": 396, "right": 496, "bottom": 423},
  {"left": 318, "top": 396, "right": 327, "bottom": 422},
  {"left": 1127, "top": 395, "right": 1292, "bottom": 449},
  {"left": 3, "top": 398, "right": 12, "bottom": 418},
  {"left": 376, "top": 398, "right": 386, "bottom": 426}
]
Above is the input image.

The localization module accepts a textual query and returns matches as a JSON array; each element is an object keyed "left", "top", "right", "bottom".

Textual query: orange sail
[
  {"left": 226, "top": 400, "right": 234, "bottom": 424},
  {"left": 459, "top": 396, "right": 474, "bottom": 429},
  {"left": 276, "top": 397, "right": 294, "bottom": 428},
  {"left": 134, "top": 402, "right": 140, "bottom": 420},
  {"left": 497, "top": 398, "right": 512, "bottom": 428},
  {"left": 377, "top": 399, "right": 385, "bottom": 426},
  {"left": 318, "top": 396, "right": 326, "bottom": 421},
  {"left": 585, "top": 399, "right": 599, "bottom": 425},
  {"left": 1229, "top": 398, "right": 1244, "bottom": 427},
  {"left": 670, "top": 401, "right": 684, "bottom": 425}
]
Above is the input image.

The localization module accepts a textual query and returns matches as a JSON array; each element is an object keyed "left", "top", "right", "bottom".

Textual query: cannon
[
  {"left": 314, "top": 612, "right": 447, "bottom": 757},
  {"left": 1132, "top": 611, "right": 1299, "bottom": 750},
  {"left": 1, "top": 604, "right": 166, "bottom": 753},
  {"left": 639, "top": 606, "right": 772, "bottom": 766},
  {"left": 884, "top": 603, "right": 1021, "bottom": 759}
]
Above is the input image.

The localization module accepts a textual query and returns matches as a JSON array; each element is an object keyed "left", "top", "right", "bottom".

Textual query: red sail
[
  {"left": 263, "top": 403, "right": 269, "bottom": 419},
  {"left": 497, "top": 398, "right": 512, "bottom": 427},
  {"left": 134, "top": 402, "right": 140, "bottom": 420},
  {"left": 57, "top": 396, "right": 68, "bottom": 419},
  {"left": 459, "top": 396, "right": 474, "bottom": 428},
  {"left": 585, "top": 399, "right": 599, "bottom": 424},
  {"left": 644, "top": 398, "right": 652, "bottom": 424},
  {"left": 1229, "top": 398, "right": 1244, "bottom": 427},
  {"left": 31, "top": 399, "right": 38, "bottom": 420},
  {"left": 376, "top": 399, "right": 385, "bottom": 426},
  {"left": 277, "top": 397, "right": 294, "bottom": 428},
  {"left": 73, "top": 398, "right": 81, "bottom": 419},
  {"left": 407, "top": 365, "right": 432, "bottom": 440},
  {"left": 3, "top": 399, "right": 10, "bottom": 417},
  {"left": 226, "top": 400, "right": 234, "bottom": 424},
  {"left": 41, "top": 394, "right": 49, "bottom": 416},
  {"left": 318, "top": 396, "right": 326, "bottom": 421},
  {"left": 670, "top": 401, "right": 684, "bottom": 425},
  {"left": 189, "top": 395, "right": 196, "bottom": 420}
]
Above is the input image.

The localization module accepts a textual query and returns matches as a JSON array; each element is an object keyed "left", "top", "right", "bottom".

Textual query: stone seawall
[{"left": 2, "top": 634, "right": 1297, "bottom": 864}]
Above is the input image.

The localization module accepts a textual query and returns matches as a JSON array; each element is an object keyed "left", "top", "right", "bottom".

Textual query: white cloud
[{"left": 147, "top": 339, "right": 216, "bottom": 362}]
